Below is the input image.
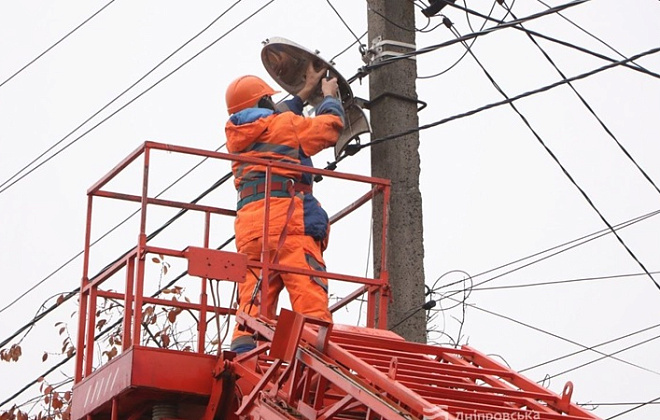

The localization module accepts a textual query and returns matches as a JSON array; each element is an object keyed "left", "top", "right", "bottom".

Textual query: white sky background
[{"left": 1, "top": 0, "right": 659, "bottom": 418}]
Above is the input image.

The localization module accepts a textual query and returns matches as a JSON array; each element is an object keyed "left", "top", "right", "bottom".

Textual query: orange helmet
[{"left": 225, "top": 75, "right": 280, "bottom": 114}]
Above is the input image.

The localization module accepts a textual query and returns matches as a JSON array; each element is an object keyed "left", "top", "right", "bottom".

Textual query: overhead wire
[
  {"left": 534, "top": 0, "right": 652, "bottom": 73},
  {"left": 406, "top": 0, "right": 430, "bottom": 10},
  {"left": 606, "top": 395, "right": 660, "bottom": 419},
  {"left": 443, "top": 296, "right": 660, "bottom": 377},
  {"left": 325, "top": 0, "right": 365, "bottom": 50},
  {"left": 1, "top": 17, "right": 370, "bottom": 347},
  {"left": 0, "top": 0, "right": 275, "bottom": 196},
  {"left": 437, "top": 1, "right": 660, "bottom": 80},
  {"left": 543, "top": 333, "right": 660, "bottom": 381},
  {"left": 590, "top": 402, "right": 660, "bottom": 406},
  {"left": 431, "top": 208, "right": 660, "bottom": 319},
  {"left": 417, "top": 5, "right": 660, "bottom": 386},
  {"left": 0, "top": 144, "right": 227, "bottom": 316},
  {"left": 1, "top": 30, "right": 377, "bottom": 403},
  {"left": 499, "top": 0, "right": 660, "bottom": 196},
  {"left": 0, "top": 239, "right": 229, "bottom": 408},
  {"left": 438, "top": 209, "right": 660, "bottom": 294},
  {"left": 330, "top": 31, "right": 367, "bottom": 63},
  {"left": 1, "top": 0, "right": 274, "bottom": 357},
  {"left": 519, "top": 322, "right": 660, "bottom": 373},
  {"left": 324, "top": 0, "right": 368, "bottom": 63},
  {"left": 0, "top": 12, "right": 369, "bottom": 322},
  {"left": 429, "top": 221, "right": 660, "bottom": 384},
  {"left": 418, "top": 1, "right": 498, "bottom": 79},
  {"left": 0, "top": 170, "right": 233, "bottom": 350},
  {"left": 0, "top": 348, "right": 73, "bottom": 409},
  {"left": 0, "top": 225, "right": 238, "bottom": 409},
  {"left": 337, "top": 46, "right": 660, "bottom": 161},
  {"left": 368, "top": 4, "right": 430, "bottom": 33},
  {"left": 436, "top": 274, "right": 660, "bottom": 402},
  {"left": 0, "top": 0, "right": 117, "bottom": 89},
  {"left": 458, "top": 270, "right": 660, "bottom": 292},
  {"left": 363, "top": 0, "right": 590, "bottom": 71},
  {"left": 519, "top": 327, "right": 660, "bottom": 394},
  {"left": 444, "top": 20, "right": 660, "bottom": 292}
]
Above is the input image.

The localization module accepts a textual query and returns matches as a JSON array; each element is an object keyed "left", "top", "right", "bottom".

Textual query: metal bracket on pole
[
  {"left": 363, "top": 36, "right": 416, "bottom": 64},
  {"left": 365, "top": 92, "right": 427, "bottom": 112}
]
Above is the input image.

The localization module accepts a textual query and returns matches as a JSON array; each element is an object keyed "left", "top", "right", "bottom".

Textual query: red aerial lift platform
[{"left": 71, "top": 142, "right": 601, "bottom": 420}]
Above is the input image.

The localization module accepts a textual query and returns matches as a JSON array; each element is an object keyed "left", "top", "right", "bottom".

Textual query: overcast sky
[{"left": 1, "top": 1, "right": 659, "bottom": 418}]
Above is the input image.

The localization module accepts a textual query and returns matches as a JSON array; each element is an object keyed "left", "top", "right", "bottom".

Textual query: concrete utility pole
[{"left": 367, "top": 0, "right": 426, "bottom": 342}]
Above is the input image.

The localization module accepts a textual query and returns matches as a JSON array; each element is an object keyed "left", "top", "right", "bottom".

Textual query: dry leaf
[
  {"left": 96, "top": 319, "right": 107, "bottom": 330},
  {"left": 167, "top": 310, "right": 177, "bottom": 323}
]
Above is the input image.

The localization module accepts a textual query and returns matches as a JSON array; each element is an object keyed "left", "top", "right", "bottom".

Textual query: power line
[
  {"left": 462, "top": 0, "right": 498, "bottom": 34},
  {"left": 447, "top": 21, "right": 660, "bottom": 292},
  {"left": 519, "top": 323, "right": 660, "bottom": 374},
  {"left": 436, "top": 278, "right": 660, "bottom": 380},
  {"left": 534, "top": 0, "right": 652, "bottom": 73},
  {"left": 591, "top": 401, "right": 660, "bottom": 406},
  {"left": 0, "top": 347, "right": 73, "bottom": 409},
  {"left": 606, "top": 395, "right": 660, "bottom": 419},
  {"left": 340, "top": 46, "right": 660, "bottom": 159},
  {"left": 0, "top": 20, "right": 372, "bottom": 319},
  {"left": 445, "top": 297, "right": 660, "bottom": 377},
  {"left": 412, "top": 3, "right": 660, "bottom": 79},
  {"left": 544, "top": 333, "right": 660, "bottom": 380},
  {"left": 1, "top": 0, "right": 367, "bottom": 323},
  {"left": 438, "top": 0, "right": 660, "bottom": 80},
  {"left": 0, "top": 4, "right": 251, "bottom": 312},
  {"left": 364, "top": 0, "right": 590, "bottom": 71},
  {"left": 500, "top": 2, "right": 660, "bottom": 197},
  {"left": 0, "top": 0, "right": 117, "bottom": 89},
  {"left": 368, "top": 3, "right": 422, "bottom": 33},
  {"left": 0, "top": 171, "right": 233, "bottom": 350},
  {"left": 1, "top": 231, "right": 238, "bottom": 409},
  {"left": 0, "top": 27, "right": 372, "bottom": 347},
  {"left": 1, "top": 37, "right": 372, "bottom": 405},
  {"left": 432, "top": 209, "right": 660, "bottom": 310},
  {"left": 0, "top": 143, "right": 226, "bottom": 316},
  {"left": 0, "top": 0, "right": 273, "bottom": 195},
  {"left": 325, "top": 0, "right": 364, "bottom": 48},
  {"left": 462, "top": 270, "right": 660, "bottom": 292},
  {"left": 462, "top": 209, "right": 660, "bottom": 290},
  {"left": 330, "top": 31, "right": 368, "bottom": 62},
  {"left": 418, "top": 2, "right": 499, "bottom": 79},
  {"left": 344, "top": 43, "right": 660, "bottom": 303}
]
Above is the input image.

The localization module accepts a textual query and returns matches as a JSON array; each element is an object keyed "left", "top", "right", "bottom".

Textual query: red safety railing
[
  {"left": 71, "top": 142, "right": 600, "bottom": 420},
  {"left": 73, "top": 141, "right": 391, "bottom": 384}
]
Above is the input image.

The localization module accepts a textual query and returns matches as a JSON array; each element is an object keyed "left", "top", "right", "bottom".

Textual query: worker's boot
[{"left": 230, "top": 335, "right": 256, "bottom": 354}]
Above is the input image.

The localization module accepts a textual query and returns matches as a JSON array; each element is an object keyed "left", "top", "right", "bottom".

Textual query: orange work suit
[{"left": 225, "top": 95, "right": 344, "bottom": 345}]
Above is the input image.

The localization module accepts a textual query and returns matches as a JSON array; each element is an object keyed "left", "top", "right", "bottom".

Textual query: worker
[{"left": 225, "top": 63, "right": 345, "bottom": 353}]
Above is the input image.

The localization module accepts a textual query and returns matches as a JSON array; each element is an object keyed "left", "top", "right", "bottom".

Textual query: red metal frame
[
  {"left": 226, "top": 311, "right": 601, "bottom": 420},
  {"left": 72, "top": 141, "right": 392, "bottom": 419},
  {"left": 72, "top": 141, "right": 599, "bottom": 420}
]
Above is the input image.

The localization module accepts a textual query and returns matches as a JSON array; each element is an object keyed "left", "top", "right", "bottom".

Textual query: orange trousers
[{"left": 232, "top": 234, "right": 332, "bottom": 342}]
